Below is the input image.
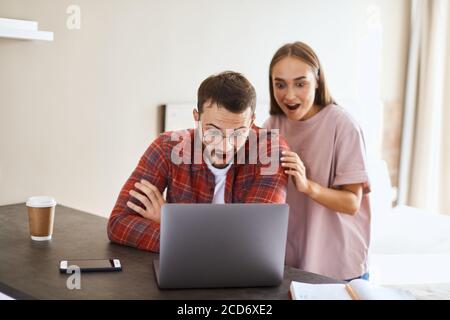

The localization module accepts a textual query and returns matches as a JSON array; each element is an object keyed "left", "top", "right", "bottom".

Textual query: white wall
[{"left": 0, "top": 0, "right": 409, "bottom": 217}]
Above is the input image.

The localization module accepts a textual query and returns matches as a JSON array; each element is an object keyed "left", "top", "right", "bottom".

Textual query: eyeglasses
[{"left": 203, "top": 128, "right": 249, "bottom": 146}]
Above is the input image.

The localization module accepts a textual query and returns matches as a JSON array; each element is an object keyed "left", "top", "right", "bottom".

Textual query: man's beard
[
  {"left": 206, "top": 148, "right": 233, "bottom": 167},
  {"left": 204, "top": 142, "right": 249, "bottom": 168}
]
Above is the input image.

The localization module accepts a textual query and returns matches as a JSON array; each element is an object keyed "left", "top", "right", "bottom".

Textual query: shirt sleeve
[
  {"left": 107, "top": 135, "right": 169, "bottom": 252},
  {"left": 243, "top": 129, "right": 289, "bottom": 203},
  {"left": 332, "top": 119, "right": 370, "bottom": 193}
]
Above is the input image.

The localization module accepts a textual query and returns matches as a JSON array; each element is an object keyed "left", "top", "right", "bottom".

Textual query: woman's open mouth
[{"left": 285, "top": 103, "right": 300, "bottom": 111}]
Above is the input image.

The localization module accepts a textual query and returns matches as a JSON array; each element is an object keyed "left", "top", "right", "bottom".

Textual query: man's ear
[
  {"left": 250, "top": 113, "right": 256, "bottom": 127},
  {"left": 193, "top": 109, "right": 199, "bottom": 122}
]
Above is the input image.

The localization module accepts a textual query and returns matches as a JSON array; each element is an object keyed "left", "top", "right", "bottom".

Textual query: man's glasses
[{"left": 203, "top": 128, "right": 249, "bottom": 146}]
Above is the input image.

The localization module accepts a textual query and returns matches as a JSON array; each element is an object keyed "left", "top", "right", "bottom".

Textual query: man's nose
[
  {"left": 220, "top": 138, "right": 233, "bottom": 152},
  {"left": 214, "top": 136, "right": 231, "bottom": 153}
]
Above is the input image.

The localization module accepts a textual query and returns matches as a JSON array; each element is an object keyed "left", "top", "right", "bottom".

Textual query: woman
[{"left": 263, "top": 42, "right": 371, "bottom": 281}]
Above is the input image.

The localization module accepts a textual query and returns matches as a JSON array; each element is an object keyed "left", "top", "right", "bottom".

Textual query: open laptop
[{"left": 153, "top": 203, "right": 289, "bottom": 289}]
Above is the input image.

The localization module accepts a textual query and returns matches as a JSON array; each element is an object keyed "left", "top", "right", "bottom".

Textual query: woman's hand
[
  {"left": 281, "top": 151, "right": 364, "bottom": 215},
  {"left": 281, "top": 151, "right": 311, "bottom": 194},
  {"left": 127, "top": 179, "right": 165, "bottom": 223}
]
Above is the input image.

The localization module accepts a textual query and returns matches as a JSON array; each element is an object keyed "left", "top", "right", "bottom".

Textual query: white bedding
[
  {"left": 371, "top": 205, "right": 450, "bottom": 255},
  {"left": 366, "top": 159, "right": 450, "bottom": 299},
  {"left": 369, "top": 205, "right": 450, "bottom": 298}
]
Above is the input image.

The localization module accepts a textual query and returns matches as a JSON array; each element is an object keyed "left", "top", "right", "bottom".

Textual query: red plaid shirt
[{"left": 107, "top": 126, "right": 288, "bottom": 252}]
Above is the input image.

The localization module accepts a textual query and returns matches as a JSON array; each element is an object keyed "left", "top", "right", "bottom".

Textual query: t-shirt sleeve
[{"left": 332, "top": 119, "right": 371, "bottom": 194}]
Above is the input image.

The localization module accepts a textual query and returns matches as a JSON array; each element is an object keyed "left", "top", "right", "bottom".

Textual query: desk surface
[{"left": 0, "top": 203, "right": 341, "bottom": 299}]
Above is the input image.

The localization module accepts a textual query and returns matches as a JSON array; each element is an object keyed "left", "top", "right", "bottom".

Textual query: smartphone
[{"left": 59, "top": 258, "right": 122, "bottom": 273}]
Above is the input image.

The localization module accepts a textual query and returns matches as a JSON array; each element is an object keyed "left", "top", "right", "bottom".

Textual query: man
[{"left": 107, "top": 71, "right": 288, "bottom": 252}]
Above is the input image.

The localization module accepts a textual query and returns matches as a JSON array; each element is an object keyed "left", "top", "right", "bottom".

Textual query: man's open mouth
[{"left": 214, "top": 152, "right": 231, "bottom": 159}]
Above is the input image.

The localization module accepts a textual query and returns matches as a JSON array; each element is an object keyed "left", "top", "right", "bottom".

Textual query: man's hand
[{"left": 127, "top": 179, "right": 165, "bottom": 223}]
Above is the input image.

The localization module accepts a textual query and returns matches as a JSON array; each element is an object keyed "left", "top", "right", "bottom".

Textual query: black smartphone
[{"left": 59, "top": 258, "right": 122, "bottom": 273}]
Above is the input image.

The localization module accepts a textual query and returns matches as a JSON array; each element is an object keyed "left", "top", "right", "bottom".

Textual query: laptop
[{"left": 153, "top": 203, "right": 289, "bottom": 289}]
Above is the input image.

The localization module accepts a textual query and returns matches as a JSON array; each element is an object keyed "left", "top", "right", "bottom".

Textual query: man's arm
[
  {"left": 107, "top": 135, "right": 169, "bottom": 252},
  {"left": 244, "top": 130, "right": 289, "bottom": 204}
]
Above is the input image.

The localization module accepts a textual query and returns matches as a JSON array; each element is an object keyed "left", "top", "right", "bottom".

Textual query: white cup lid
[{"left": 26, "top": 196, "right": 57, "bottom": 208}]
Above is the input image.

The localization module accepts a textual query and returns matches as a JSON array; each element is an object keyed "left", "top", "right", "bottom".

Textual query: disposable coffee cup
[{"left": 26, "top": 196, "right": 56, "bottom": 241}]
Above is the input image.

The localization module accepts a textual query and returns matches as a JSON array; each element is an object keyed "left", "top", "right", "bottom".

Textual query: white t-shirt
[{"left": 206, "top": 162, "right": 232, "bottom": 204}]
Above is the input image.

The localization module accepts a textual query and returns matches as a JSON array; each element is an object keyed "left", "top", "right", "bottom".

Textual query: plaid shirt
[{"left": 107, "top": 126, "right": 288, "bottom": 252}]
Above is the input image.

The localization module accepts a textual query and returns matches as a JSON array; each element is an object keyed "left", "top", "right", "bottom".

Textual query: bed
[{"left": 368, "top": 159, "right": 450, "bottom": 299}]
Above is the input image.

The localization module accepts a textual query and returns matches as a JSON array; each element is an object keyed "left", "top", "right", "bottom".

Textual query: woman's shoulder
[{"left": 325, "top": 104, "right": 362, "bottom": 133}]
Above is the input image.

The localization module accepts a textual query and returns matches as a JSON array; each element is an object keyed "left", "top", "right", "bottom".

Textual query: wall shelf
[{"left": 0, "top": 18, "right": 53, "bottom": 41}]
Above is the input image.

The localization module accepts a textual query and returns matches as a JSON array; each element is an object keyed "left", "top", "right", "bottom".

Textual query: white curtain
[{"left": 398, "top": 0, "right": 450, "bottom": 215}]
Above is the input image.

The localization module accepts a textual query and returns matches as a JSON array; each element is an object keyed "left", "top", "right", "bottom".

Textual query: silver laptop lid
[{"left": 156, "top": 203, "right": 289, "bottom": 289}]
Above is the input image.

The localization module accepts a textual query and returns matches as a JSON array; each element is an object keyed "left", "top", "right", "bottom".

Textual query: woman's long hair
[{"left": 269, "top": 42, "right": 335, "bottom": 115}]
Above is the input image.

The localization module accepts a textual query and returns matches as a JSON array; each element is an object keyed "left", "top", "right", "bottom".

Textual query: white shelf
[{"left": 0, "top": 18, "right": 53, "bottom": 41}]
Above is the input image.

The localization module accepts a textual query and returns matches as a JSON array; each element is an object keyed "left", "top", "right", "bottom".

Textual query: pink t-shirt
[{"left": 263, "top": 104, "right": 371, "bottom": 280}]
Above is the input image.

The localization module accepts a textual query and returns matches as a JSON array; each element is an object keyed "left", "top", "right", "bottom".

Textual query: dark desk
[{"left": 0, "top": 203, "right": 341, "bottom": 299}]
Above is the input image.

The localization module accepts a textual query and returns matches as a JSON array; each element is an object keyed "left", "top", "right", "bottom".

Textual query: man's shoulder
[
  {"left": 249, "top": 125, "right": 288, "bottom": 149},
  {"left": 154, "top": 128, "right": 195, "bottom": 147},
  {"left": 250, "top": 124, "right": 281, "bottom": 137},
  {"left": 142, "top": 128, "right": 195, "bottom": 162},
  {"left": 261, "top": 115, "right": 284, "bottom": 130}
]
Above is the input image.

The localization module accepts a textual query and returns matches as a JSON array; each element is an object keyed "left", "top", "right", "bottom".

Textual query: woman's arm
[
  {"left": 281, "top": 151, "right": 363, "bottom": 215},
  {"left": 306, "top": 181, "right": 363, "bottom": 215}
]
